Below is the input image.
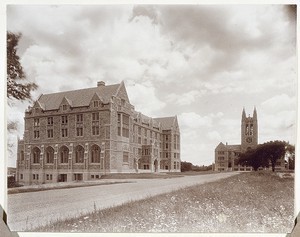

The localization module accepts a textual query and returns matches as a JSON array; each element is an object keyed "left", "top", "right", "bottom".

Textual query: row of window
[
  {"left": 19, "top": 173, "right": 103, "bottom": 181},
  {"left": 33, "top": 112, "right": 100, "bottom": 127},
  {"left": 23, "top": 145, "right": 102, "bottom": 164},
  {"left": 34, "top": 125, "right": 100, "bottom": 139}
]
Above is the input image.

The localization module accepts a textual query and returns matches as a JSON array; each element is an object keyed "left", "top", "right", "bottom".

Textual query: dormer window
[
  {"left": 93, "top": 101, "right": 99, "bottom": 107},
  {"left": 62, "top": 104, "right": 67, "bottom": 110}
]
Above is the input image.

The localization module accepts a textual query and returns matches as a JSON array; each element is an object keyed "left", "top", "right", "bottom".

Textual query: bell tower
[{"left": 241, "top": 107, "right": 258, "bottom": 152}]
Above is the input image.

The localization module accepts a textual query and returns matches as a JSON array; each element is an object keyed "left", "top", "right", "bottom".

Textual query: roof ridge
[{"left": 41, "top": 83, "right": 121, "bottom": 96}]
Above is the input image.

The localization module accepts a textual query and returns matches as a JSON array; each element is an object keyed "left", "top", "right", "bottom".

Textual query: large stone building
[
  {"left": 16, "top": 81, "right": 181, "bottom": 185},
  {"left": 214, "top": 108, "right": 285, "bottom": 171}
]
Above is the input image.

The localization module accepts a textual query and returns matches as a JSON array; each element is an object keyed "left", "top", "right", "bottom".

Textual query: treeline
[
  {"left": 238, "top": 140, "right": 295, "bottom": 171},
  {"left": 181, "top": 161, "right": 213, "bottom": 172}
]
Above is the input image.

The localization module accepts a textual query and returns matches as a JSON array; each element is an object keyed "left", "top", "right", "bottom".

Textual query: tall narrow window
[
  {"left": 34, "top": 130, "right": 40, "bottom": 139},
  {"left": 91, "top": 145, "right": 101, "bottom": 163},
  {"left": 62, "top": 104, "right": 67, "bottom": 110},
  {"left": 61, "top": 115, "right": 68, "bottom": 124},
  {"left": 76, "top": 114, "right": 83, "bottom": 123},
  {"left": 76, "top": 127, "right": 83, "bottom": 136},
  {"left": 93, "top": 101, "right": 99, "bottom": 107},
  {"left": 123, "top": 152, "right": 129, "bottom": 163},
  {"left": 47, "top": 129, "right": 53, "bottom": 138},
  {"left": 250, "top": 124, "right": 253, "bottom": 135},
  {"left": 61, "top": 128, "right": 68, "bottom": 137},
  {"left": 47, "top": 117, "right": 53, "bottom": 125},
  {"left": 32, "top": 147, "right": 41, "bottom": 164},
  {"left": 117, "top": 113, "right": 122, "bottom": 136},
  {"left": 92, "top": 112, "right": 100, "bottom": 135},
  {"left": 60, "top": 146, "right": 69, "bottom": 163},
  {"left": 34, "top": 118, "right": 40, "bottom": 127},
  {"left": 20, "top": 151, "right": 24, "bottom": 161},
  {"left": 46, "top": 147, "right": 54, "bottom": 163},
  {"left": 75, "top": 146, "right": 84, "bottom": 163}
]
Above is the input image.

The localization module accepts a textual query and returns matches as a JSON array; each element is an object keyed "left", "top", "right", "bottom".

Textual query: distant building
[
  {"left": 214, "top": 108, "right": 285, "bottom": 171},
  {"left": 16, "top": 81, "right": 181, "bottom": 185}
]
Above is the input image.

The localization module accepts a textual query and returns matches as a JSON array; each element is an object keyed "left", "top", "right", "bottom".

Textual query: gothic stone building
[
  {"left": 214, "top": 108, "right": 285, "bottom": 171},
  {"left": 16, "top": 81, "right": 181, "bottom": 185}
]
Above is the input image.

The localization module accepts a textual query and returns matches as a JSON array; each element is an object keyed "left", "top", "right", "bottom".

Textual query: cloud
[
  {"left": 261, "top": 94, "right": 296, "bottom": 112},
  {"left": 207, "top": 131, "right": 222, "bottom": 141},
  {"left": 166, "top": 90, "right": 203, "bottom": 106},
  {"left": 178, "top": 112, "right": 212, "bottom": 129},
  {"left": 126, "top": 83, "right": 166, "bottom": 117}
]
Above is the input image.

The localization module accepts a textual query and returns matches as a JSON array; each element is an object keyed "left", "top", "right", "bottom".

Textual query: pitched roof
[
  {"left": 38, "top": 83, "right": 120, "bottom": 110},
  {"left": 153, "top": 116, "right": 176, "bottom": 130},
  {"left": 215, "top": 142, "right": 226, "bottom": 150},
  {"left": 215, "top": 143, "right": 241, "bottom": 151},
  {"left": 226, "top": 145, "right": 241, "bottom": 151}
]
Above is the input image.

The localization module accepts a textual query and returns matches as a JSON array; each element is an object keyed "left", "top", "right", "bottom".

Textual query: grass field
[{"left": 33, "top": 171, "right": 294, "bottom": 233}]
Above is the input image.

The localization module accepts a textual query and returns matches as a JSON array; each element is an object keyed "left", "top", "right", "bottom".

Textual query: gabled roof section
[
  {"left": 141, "top": 113, "right": 151, "bottom": 124},
  {"left": 38, "top": 83, "right": 120, "bottom": 110},
  {"left": 33, "top": 100, "right": 45, "bottom": 110},
  {"left": 60, "top": 96, "right": 73, "bottom": 107},
  {"left": 215, "top": 142, "right": 226, "bottom": 150},
  {"left": 91, "top": 92, "right": 103, "bottom": 102},
  {"left": 215, "top": 142, "right": 241, "bottom": 151},
  {"left": 153, "top": 116, "right": 176, "bottom": 130},
  {"left": 226, "top": 145, "right": 241, "bottom": 151},
  {"left": 115, "top": 81, "right": 130, "bottom": 103}
]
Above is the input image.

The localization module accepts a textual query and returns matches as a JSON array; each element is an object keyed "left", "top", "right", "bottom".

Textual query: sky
[{"left": 6, "top": 4, "right": 297, "bottom": 167}]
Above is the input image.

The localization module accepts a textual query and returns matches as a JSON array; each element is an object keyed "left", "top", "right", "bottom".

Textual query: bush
[{"left": 7, "top": 176, "right": 16, "bottom": 188}]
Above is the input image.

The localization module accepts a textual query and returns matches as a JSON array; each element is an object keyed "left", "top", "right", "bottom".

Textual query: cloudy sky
[{"left": 6, "top": 4, "right": 297, "bottom": 167}]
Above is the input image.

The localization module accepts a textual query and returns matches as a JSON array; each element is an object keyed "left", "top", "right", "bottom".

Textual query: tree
[
  {"left": 238, "top": 140, "right": 289, "bottom": 172},
  {"left": 238, "top": 147, "right": 269, "bottom": 171},
  {"left": 7, "top": 32, "right": 37, "bottom": 101},
  {"left": 180, "top": 161, "right": 193, "bottom": 172},
  {"left": 261, "top": 141, "right": 286, "bottom": 172}
]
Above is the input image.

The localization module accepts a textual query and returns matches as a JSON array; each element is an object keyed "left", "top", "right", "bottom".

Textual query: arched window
[
  {"left": 45, "top": 146, "right": 54, "bottom": 163},
  {"left": 60, "top": 146, "right": 69, "bottom": 163},
  {"left": 20, "top": 150, "right": 25, "bottom": 161},
  {"left": 32, "top": 147, "right": 41, "bottom": 164},
  {"left": 91, "top": 145, "right": 101, "bottom": 163},
  {"left": 75, "top": 145, "right": 84, "bottom": 163}
]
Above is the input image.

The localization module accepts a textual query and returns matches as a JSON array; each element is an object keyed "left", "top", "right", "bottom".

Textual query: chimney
[{"left": 97, "top": 81, "right": 105, "bottom": 87}]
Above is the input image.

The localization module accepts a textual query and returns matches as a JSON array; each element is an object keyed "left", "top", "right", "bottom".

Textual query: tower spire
[
  {"left": 253, "top": 106, "right": 257, "bottom": 121},
  {"left": 242, "top": 107, "right": 246, "bottom": 121}
]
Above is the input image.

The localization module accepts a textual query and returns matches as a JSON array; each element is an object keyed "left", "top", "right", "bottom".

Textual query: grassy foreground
[{"left": 34, "top": 171, "right": 294, "bottom": 233}]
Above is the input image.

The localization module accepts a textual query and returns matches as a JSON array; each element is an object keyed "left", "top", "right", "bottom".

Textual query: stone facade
[
  {"left": 214, "top": 108, "right": 286, "bottom": 172},
  {"left": 16, "top": 81, "right": 181, "bottom": 185}
]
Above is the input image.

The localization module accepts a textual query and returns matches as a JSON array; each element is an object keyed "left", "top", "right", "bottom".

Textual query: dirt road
[{"left": 7, "top": 172, "right": 239, "bottom": 231}]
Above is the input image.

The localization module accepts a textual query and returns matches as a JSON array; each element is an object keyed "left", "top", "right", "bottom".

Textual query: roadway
[{"left": 7, "top": 172, "right": 239, "bottom": 231}]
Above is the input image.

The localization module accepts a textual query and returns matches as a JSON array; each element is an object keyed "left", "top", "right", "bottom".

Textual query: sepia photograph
[{"left": 4, "top": 2, "right": 297, "bottom": 235}]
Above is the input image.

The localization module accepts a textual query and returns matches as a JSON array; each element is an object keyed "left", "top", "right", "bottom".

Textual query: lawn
[{"left": 33, "top": 171, "right": 294, "bottom": 233}]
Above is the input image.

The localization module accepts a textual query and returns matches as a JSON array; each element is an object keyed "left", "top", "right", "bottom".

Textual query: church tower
[{"left": 241, "top": 107, "right": 258, "bottom": 152}]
